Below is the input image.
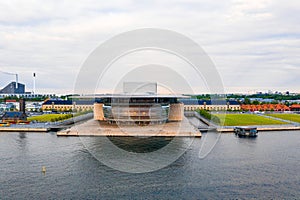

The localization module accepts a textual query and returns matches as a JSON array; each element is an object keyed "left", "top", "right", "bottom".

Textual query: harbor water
[{"left": 0, "top": 131, "right": 299, "bottom": 199}]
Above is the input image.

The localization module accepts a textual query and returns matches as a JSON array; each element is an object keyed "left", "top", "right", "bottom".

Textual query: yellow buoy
[{"left": 42, "top": 166, "right": 46, "bottom": 174}]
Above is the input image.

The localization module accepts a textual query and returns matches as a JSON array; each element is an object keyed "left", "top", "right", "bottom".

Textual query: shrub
[{"left": 196, "top": 109, "right": 221, "bottom": 124}]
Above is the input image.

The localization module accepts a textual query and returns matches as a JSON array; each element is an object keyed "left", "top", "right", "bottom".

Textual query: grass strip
[
  {"left": 213, "top": 114, "right": 288, "bottom": 126},
  {"left": 266, "top": 114, "right": 300, "bottom": 123},
  {"left": 28, "top": 114, "right": 73, "bottom": 122}
]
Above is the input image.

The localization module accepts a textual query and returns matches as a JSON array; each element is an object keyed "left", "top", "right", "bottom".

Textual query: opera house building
[{"left": 93, "top": 82, "right": 185, "bottom": 126}]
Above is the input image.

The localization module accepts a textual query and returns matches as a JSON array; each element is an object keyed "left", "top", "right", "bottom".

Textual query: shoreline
[
  {"left": 1, "top": 112, "right": 300, "bottom": 134},
  {"left": 1, "top": 125, "right": 300, "bottom": 134}
]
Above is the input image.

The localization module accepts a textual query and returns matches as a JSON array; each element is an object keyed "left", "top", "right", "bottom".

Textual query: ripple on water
[{"left": 0, "top": 131, "right": 299, "bottom": 199}]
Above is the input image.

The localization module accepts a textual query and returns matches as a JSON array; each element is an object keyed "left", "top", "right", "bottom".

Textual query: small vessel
[
  {"left": 234, "top": 126, "right": 258, "bottom": 137},
  {"left": 0, "top": 121, "right": 10, "bottom": 127}
]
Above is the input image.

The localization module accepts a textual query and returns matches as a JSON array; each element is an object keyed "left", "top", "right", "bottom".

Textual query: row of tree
[
  {"left": 191, "top": 93, "right": 300, "bottom": 102},
  {"left": 227, "top": 93, "right": 300, "bottom": 101},
  {"left": 242, "top": 98, "right": 299, "bottom": 106}
]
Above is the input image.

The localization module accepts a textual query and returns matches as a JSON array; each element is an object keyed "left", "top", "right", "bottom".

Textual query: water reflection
[
  {"left": 19, "top": 132, "right": 26, "bottom": 139},
  {"left": 80, "top": 136, "right": 194, "bottom": 173},
  {"left": 235, "top": 133, "right": 258, "bottom": 148},
  {"left": 16, "top": 132, "right": 28, "bottom": 152},
  {"left": 108, "top": 136, "right": 173, "bottom": 153}
]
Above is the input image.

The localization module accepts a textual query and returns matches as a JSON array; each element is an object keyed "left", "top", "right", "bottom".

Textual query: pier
[{"left": 0, "top": 127, "right": 49, "bottom": 132}]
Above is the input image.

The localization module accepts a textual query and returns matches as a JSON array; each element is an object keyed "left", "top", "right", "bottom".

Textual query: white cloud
[{"left": 0, "top": 0, "right": 299, "bottom": 94}]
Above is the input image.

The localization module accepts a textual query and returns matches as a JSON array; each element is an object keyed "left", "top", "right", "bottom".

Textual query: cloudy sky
[{"left": 0, "top": 0, "right": 299, "bottom": 94}]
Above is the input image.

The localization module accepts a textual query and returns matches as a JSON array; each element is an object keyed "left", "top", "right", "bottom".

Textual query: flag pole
[{"left": 33, "top": 73, "right": 36, "bottom": 94}]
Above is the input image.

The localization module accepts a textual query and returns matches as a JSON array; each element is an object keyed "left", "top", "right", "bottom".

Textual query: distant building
[
  {"left": 287, "top": 100, "right": 300, "bottom": 104},
  {"left": 290, "top": 104, "right": 300, "bottom": 111},
  {"left": 179, "top": 99, "right": 241, "bottom": 111},
  {"left": 42, "top": 99, "right": 73, "bottom": 111},
  {"left": 0, "top": 93, "right": 56, "bottom": 99},
  {"left": 0, "top": 81, "right": 56, "bottom": 99},
  {"left": 72, "top": 100, "right": 94, "bottom": 111},
  {"left": 249, "top": 98, "right": 275, "bottom": 103},
  {"left": 25, "top": 101, "right": 42, "bottom": 111},
  {"left": 241, "top": 104, "right": 290, "bottom": 112},
  {"left": 0, "top": 103, "right": 7, "bottom": 111},
  {"left": 1, "top": 111, "right": 27, "bottom": 123},
  {"left": 5, "top": 99, "right": 18, "bottom": 111},
  {"left": 1, "top": 99, "right": 28, "bottom": 123},
  {"left": 0, "top": 82, "right": 25, "bottom": 94},
  {"left": 42, "top": 99, "right": 94, "bottom": 112}
]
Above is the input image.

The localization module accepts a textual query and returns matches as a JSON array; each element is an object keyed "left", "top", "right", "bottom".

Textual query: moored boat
[
  {"left": 0, "top": 121, "right": 11, "bottom": 127},
  {"left": 234, "top": 126, "right": 258, "bottom": 137}
]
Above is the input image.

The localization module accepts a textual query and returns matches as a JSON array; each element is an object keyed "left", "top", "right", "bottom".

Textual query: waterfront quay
[
  {"left": 57, "top": 117, "right": 201, "bottom": 137},
  {"left": 2, "top": 111, "right": 300, "bottom": 135},
  {"left": 0, "top": 126, "right": 49, "bottom": 132}
]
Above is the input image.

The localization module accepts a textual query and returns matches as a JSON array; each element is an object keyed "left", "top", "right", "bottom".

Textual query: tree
[
  {"left": 244, "top": 98, "right": 251, "bottom": 105},
  {"left": 284, "top": 101, "right": 290, "bottom": 106}
]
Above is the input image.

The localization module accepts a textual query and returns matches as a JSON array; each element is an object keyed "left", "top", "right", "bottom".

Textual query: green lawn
[
  {"left": 266, "top": 114, "right": 300, "bottom": 123},
  {"left": 213, "top": 114, "right": 288, "bottom": 126},
  {"left": 28, "top": 114, "right": 72, "bottom": 122}
]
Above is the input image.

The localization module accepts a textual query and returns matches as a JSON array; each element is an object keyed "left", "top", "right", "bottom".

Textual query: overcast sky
[{"left": 0, "top": 0, "right": 299, "bottom": 94}]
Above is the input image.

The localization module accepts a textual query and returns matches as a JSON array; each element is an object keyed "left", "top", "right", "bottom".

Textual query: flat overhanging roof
[{"left": 71, "top": 94, "right": 191, "bottom": 99}]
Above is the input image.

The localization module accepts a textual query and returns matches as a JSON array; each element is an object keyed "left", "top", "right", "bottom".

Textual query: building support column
[
  {"left": 94, "top": 103, "right": 104, "bottom": 121},
  {"left": 168, "top": 103, "right": 184, "bottom": 121}
]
